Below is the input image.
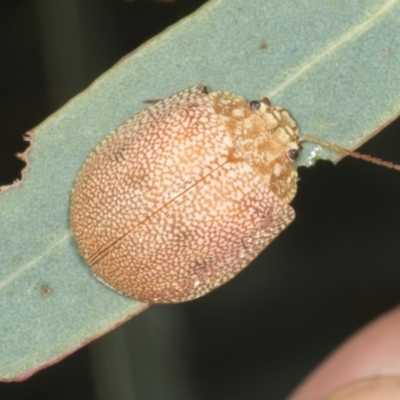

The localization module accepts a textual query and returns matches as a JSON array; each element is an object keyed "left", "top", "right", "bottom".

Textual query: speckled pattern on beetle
[{"left": 70, "top": 85, "right": 302, "bottom": 303}]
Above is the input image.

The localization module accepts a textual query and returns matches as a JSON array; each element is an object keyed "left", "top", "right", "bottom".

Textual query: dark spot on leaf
[{"left": 40, "top": 284, "right": 53, "bottom": 297}]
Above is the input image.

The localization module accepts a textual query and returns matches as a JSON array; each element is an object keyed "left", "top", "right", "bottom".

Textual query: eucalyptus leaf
[{"left": 1, "top": 0, "right": 400, "bottom": 381}]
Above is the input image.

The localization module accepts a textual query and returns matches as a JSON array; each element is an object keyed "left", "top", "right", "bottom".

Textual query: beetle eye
[
  {"left": 288, "top": 149, "right": 299, "bottom": 160},
  {"left": 249, "top": 100, "right": 261, "bottom": 110}
]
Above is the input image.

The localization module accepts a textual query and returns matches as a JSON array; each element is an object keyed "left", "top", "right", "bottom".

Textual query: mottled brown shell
[{"left": 70, "top": 85, "right": 301, "bottom": 303}]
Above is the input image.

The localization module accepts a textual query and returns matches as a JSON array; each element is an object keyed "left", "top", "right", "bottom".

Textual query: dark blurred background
[{"left": 1, "top": 1, "right": 400, "bottom": 399}]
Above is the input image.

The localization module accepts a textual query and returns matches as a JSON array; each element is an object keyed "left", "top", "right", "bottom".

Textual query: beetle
[
  {"left": 70, "top": 85, "right": 399, "bottom": 303},
  {"left": 70, "top": 85, "right": 303, "bottom": 303}
]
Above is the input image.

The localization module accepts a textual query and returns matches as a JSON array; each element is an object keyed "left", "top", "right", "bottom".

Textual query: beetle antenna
[{"left": 300, "top": 134, "right": 400, "bottom": 172}]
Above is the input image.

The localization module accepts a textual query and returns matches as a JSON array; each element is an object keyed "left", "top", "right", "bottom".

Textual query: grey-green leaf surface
[{"left": 1, "top": 0, "right": 400, "bottom": 381}]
